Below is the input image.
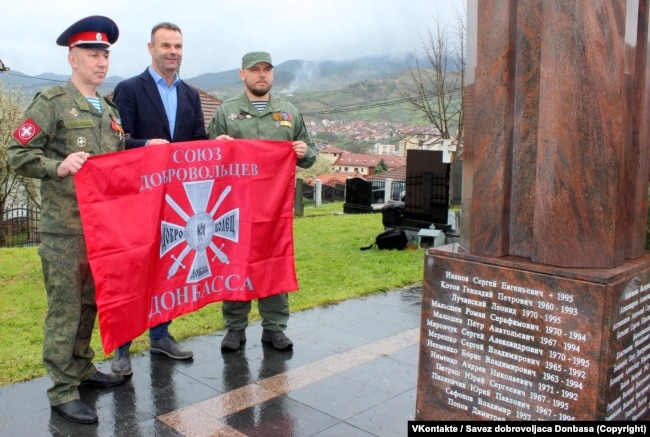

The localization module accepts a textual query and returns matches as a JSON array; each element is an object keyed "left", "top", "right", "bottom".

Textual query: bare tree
[{"left": 398, "top": 8, "right": 466, "bottom": 147}]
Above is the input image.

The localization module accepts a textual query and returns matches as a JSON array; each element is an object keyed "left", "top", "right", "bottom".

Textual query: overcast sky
[{"left": 0, "top": 0, "right": 465, "bottom": 79}]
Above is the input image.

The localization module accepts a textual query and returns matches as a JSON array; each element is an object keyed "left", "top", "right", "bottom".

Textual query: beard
[{"left": 249, "top": 83, "right": 271, "bottom": 97}]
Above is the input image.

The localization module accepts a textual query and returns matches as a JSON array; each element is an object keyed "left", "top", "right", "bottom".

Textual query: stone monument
[
  {"left": 416, "top": 0, "right": 650, "bottom": 421},
  {"left": 403, "top": 149, "right": 450, "bottom": 227},
  {"left": 343, "top": 177, "right": 375, "bottom": 213}
]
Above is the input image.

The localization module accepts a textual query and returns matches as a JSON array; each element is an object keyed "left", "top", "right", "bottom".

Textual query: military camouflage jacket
[
  {"left": 9, "top": 81, "right": 125, "bottom": 234},
  {"left": 207, "top": 92, "right": 316, "bottom": 169}
]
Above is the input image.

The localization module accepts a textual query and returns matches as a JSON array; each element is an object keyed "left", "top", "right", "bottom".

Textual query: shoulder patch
[{"left": 13, "top": 118, "right": 42, "bottom": 146}]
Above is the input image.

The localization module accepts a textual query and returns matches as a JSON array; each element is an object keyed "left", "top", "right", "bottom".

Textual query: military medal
[
  {"left": 110, "top": 114, "right": 125, "bottom": 141},
  {"left": 110, "top": 114, "right": 123, "bottom": 133},
  {"left": 273, "top": 112, "right": 292, "bottom": 127}
]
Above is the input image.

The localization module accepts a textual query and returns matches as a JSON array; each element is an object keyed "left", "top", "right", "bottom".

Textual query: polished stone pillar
[{"left": 461, "top": 0, "right": 649, "bottom": 268}]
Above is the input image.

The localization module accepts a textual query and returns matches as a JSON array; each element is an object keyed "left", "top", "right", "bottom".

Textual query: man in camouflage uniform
[
  {"left": 8, "top": 15, "right": 126, "bottom": 425},
  {"left": 207, "top": 51, "right": 316, "bottom": 352}
]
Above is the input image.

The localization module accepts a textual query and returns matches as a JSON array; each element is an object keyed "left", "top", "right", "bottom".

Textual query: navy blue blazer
[{"left": 112, "top": 69, "right": 208, "bottom": 149}]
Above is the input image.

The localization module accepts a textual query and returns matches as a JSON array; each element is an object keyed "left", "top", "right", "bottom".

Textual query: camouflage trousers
[
  {"left": 38, "top": 233, "right": 97, "bottom": 406},
  {"left": 222, "top": 293, "right": 289, "bottom": 331}
]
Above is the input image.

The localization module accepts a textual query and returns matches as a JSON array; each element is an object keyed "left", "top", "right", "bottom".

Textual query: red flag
[{"left": 74, "top": 139, "right": 298, "bottom": 353}]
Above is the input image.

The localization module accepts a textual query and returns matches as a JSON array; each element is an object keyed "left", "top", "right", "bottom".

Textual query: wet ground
[{"left": 0, "top": 287, "right": 422, "bottom": 436}]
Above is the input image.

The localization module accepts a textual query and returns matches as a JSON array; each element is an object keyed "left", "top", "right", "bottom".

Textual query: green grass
[{"left": 0, "top": 202, "right": 425, "bottom": 386}]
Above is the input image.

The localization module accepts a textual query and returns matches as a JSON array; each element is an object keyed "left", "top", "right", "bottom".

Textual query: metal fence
[
  {"left": 299, "top": 179, "right": 346, "bottom": 206},
  {"left": 1, "top": 206, "right": 40, "bottom": 248},
  {"left": 299, "top": 178, "right": 403, "bottom": 206},
  {"left": 370, "top": 179, "right": 406, "bottom": 203},
  {"left": 301, "top": 182, "right": 315, "bottom": 207},
  {"left": 322, "top": 181, "right": 346, "bottom": 203}
]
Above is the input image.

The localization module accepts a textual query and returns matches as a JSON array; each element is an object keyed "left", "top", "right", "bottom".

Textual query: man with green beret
[{"left": 208, "top": 51, "right": 316, "bottom": 352}]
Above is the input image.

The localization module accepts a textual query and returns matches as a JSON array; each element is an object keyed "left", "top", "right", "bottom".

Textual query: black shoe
[
  {"left": 261, "top": 329, "right": 293, "bottom": 350},
  {"left": 111, "top": 345, "right": 133, "bottom": 376},
  {"left": 80, "top": 370, "right": 126, "bottom": 388},
  {"left": 51, "top": 399, "right": 97, "bottom": 424},
  {"left": 221, "top": 329, "right": 246, "bottom": 351},
  {"left": 150, "top": 336, "right": 193, "bottom": 360}
]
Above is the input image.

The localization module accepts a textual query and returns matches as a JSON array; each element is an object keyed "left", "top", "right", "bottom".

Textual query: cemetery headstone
[
  {"left": 404, "top": 150, "right": 450, "bottom": 227},
  {"left": 343, "top": 177, "right": 373, "bottom": 213}
]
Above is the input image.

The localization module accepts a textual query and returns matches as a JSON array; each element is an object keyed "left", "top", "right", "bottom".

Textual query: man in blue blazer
[{"left": 111, "top": 22, "right": 207, "bottom": 376}]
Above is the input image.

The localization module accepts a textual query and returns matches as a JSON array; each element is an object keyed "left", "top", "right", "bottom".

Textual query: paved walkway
[{"left": 0, "top": 287, "right": 422, "bottom": 436}]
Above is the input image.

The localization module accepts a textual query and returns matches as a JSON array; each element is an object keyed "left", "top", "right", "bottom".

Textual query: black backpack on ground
[{"left": 360, "top": 228, "right": 408, "bottom": 250}]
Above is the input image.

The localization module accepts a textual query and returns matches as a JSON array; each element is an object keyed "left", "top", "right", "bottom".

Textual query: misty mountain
[
  {"left": 0, "top": 55, "right": 411, "bottom": 101},
  {"left": 0, "top": 70, "right": 122, "bottom": 99},
  {"left": 189, "top": 56, "right": 410, "bottom": 96}
]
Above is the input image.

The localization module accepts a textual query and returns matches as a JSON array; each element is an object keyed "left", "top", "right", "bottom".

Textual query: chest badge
[{"left": 273, "top": 111, "right": 292, "bottom": 127}]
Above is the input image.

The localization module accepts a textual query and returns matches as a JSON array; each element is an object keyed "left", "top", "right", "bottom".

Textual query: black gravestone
[
  {"left": 343, "top": 177, "right": 373, "bottom": 213},
  {"left": 403, "top": 150, "right": 450, "bottom": 227}
]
